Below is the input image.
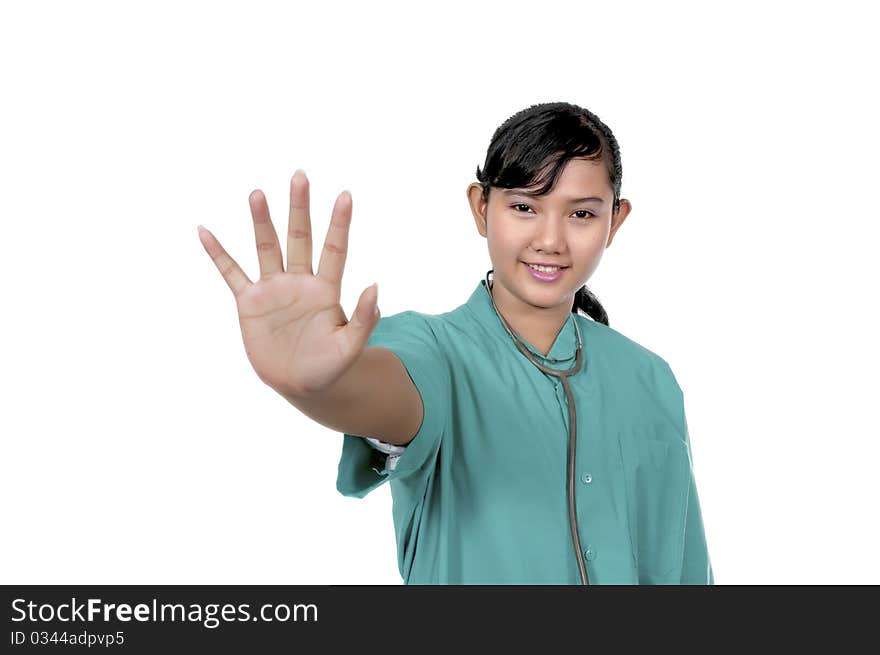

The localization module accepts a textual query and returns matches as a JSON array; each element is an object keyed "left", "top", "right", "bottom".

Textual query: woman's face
[{"left": 467, "top": 157, "right": 631, "bottom": 312}]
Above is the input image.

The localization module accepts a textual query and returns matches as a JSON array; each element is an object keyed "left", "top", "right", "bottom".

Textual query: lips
[{"left": 523, "top": 261, "right": 566, "bottom": 282}]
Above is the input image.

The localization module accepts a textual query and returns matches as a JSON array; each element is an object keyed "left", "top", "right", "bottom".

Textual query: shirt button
[
  {"left": 584, "top": 546, "right": 596, "bottom": 561},
  {"left": 581, "top": 473, "right": 592, "bottom": 484}
]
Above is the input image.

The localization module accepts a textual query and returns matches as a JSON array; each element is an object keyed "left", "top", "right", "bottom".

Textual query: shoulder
[
  {"left": 574, "top": 313, "right": 681, "bottom": 397},
  {"left": 372, "top": 306, "right": 466, "bottom": 343},
  {"left": 574, "top": 314, "right": 670, "bottom": 367},
  {"left": 371, "top": 309, "right": 441, "bottom": 337},
  {"left": 367, "top": 310, "right": 453, "bottom": 364}
]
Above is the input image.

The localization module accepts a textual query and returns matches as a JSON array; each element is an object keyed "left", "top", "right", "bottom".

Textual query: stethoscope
[{"left": 483, "top": 269, "right": 590, "bottom": 586}]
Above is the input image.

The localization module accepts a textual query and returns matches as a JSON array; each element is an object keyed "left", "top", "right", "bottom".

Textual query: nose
[{"left": 531, "top": 215, "right": 565, "bottom": 253}]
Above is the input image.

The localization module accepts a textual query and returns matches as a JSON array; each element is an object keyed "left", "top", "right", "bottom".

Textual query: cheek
[
  {"left": 569, "top": 228, "right": 607, "bottom": 265},
  {"left": 576, "top": 241, "right": 607, "bottom": 277},
  {"left": 581, "top": 222, "right": 611, "bottom": 255},
  {"left": 586, "top": 233, "right": 608, "bottom": 256},
  {"left": 486, "top": 222, "right": 524, "bottom": 253}
]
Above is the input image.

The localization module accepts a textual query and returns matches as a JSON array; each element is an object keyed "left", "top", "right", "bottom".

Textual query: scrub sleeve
[
  {"left": 336, "top": 311, "right": 450, "bottom": 499},
  {"left": 660, "top": 360, "right": 715, "bottom": 584}
]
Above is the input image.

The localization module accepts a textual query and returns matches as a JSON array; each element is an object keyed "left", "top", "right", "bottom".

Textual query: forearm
[{"left": 273, "top": 346, "right": 421, "bottom": 445}]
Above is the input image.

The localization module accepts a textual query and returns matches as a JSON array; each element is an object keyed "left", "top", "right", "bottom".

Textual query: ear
[
  {"left": 606, "top": 199, "right": 632, "bottom": 248},
  {"left": 467, "top": 183, "right": 489, "bottom": 238}
]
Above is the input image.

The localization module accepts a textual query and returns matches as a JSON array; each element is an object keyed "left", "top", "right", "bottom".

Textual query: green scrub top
[{"left": 337, "top": 278, "right": 714, "bottom": 585}]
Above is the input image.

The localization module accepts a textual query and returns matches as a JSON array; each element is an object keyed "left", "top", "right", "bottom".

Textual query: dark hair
[{"left": 475, "top": 101, "right": 623, "bottom": 326}]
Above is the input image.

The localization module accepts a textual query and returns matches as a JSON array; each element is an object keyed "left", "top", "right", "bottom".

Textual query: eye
[{"left": 510, "top": 204, "right": 596, "bottom": 221}]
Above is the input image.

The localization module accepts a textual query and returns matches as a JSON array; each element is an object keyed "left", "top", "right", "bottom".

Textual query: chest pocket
[{"left": 616, "top": 427, "right": 689, "bottom": 582}]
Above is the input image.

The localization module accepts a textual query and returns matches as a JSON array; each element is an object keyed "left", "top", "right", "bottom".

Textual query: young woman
[{"left": 198, "top": 101, "right": 714, "bottom": 585}]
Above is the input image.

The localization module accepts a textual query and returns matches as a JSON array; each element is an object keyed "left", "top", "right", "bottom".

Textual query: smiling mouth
[{"left": 523, "top": 262, "right": 568, "bottom": 272}]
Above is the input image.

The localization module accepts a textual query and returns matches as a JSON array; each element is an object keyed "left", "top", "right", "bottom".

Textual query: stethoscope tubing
[{"left": 483, "top": 270, "right": 589, "bottom": 585}]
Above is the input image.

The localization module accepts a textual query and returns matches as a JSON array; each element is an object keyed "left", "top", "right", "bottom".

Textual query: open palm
[{"left": 198, "top": 170, "right": 380, "bottom": 396}]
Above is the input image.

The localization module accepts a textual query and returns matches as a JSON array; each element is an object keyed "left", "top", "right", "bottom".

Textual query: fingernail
[{"left": 294, "top": 168, "right": 305, "bottom": 177}]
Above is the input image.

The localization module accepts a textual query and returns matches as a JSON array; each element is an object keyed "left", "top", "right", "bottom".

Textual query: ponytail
[{"left": 572, "top": 285, "right": 609, "bottom": 326}]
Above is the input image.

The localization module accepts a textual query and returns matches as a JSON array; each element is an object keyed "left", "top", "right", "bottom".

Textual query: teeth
[{"left": 528, "top": 264, "right": 561, "bottom": 273}]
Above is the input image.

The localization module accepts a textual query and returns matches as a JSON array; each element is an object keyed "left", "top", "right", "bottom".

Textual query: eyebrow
[{"left": 502, "top": 189, "right": 607, "bottom": 204}]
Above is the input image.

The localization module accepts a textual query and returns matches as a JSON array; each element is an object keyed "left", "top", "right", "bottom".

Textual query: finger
[
  {"left": 286, "top": 169, "right": 313, "bottom": 275},
  {"left": 248, "top": 189, "right": 284, "bottom": 278},
  {"left": 341, "top": 282, "right": 380, "bottom": 356},
  {"left": 316, "top": 190, "right": 352, "bottom": 291},
  {"left": 197, "top": 225, "right": 253, "bottom": 297}
]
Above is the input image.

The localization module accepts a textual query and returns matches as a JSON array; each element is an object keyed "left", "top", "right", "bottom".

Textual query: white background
[{"left": 1, "top": 0, "right": 877, "bottom": 584}]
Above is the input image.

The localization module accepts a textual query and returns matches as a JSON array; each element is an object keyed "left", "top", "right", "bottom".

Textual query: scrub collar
[{"left": 463, "top": 277, "right": 580, "bottom": 367}]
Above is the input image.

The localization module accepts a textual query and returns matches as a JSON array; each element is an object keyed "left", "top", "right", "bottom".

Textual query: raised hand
[{"left": 198, "top": 170, "right": 380, "bottom": 397}]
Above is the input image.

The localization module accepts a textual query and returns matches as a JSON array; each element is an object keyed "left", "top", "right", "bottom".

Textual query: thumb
[{"left": 351, "top": 282, "right": 380, "bottom": 332}]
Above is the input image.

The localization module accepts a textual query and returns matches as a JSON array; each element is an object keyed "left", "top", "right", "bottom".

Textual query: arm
[
  {"left": 679, "top": 465, "right": 714, "bottom": 584},
  {"left": 275, "top": 345, "right": 423, "bottom": 447},
  {"left": 660, "top": 359, "right": 715, "bottom": 584}
]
